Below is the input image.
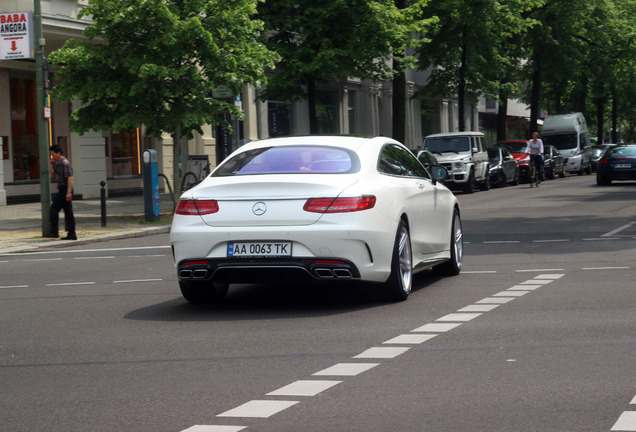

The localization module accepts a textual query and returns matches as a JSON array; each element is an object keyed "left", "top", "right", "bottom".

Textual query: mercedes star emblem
[{"left": 252, "top": 202, "right": 267, "bottom": 216}]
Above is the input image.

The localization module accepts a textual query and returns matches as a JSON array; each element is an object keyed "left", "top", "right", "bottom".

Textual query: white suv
[{"left": 422, "top": 132, "right": 490, "bottom": 194}]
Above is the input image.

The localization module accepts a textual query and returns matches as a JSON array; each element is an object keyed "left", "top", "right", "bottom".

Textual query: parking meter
[{"left": 142, "top": 149, "right": 159, "bottom": 222}]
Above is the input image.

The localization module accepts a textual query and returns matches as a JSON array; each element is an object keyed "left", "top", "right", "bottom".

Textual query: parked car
[
  {"left": 487, "top": 147, "right": 519, "bottom": 187},
  {"left": 591, "top": 144, "right": 616, "bottom": 171},
  {"left": 596, "top": 144, "right": 636, "bottom": 185},
  {"left": 542, "top": 145, "right": 566, "bottom": 179},
  {"left": 494, "top": 140, "right": 531, "bottom": 182},
  {"left": 171, "top": 135, "right": 463, "bottom": 303},
  {"left": 423, "top": 131, "right": 490, "bottom": 193},
  {"left": 416, "top": 149, "right": 439, "bottom": 169}
]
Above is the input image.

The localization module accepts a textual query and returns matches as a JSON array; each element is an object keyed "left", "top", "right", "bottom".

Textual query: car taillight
[
  {"left": 303, "top": 196, "right": 376, "bottom": 213},
  {"left": 599, "top": 159, "right": 609, "bottom": 165},
  {"left": 175, "top": 199, "right": 219, "bottom": 215}
]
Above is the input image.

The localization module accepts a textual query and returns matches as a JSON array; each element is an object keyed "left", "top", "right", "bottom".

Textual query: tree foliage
[
  {"left": 49, "top": 0, "right": 277, "bottom": 195},
  {"left": 257, "top": 0, "right": 434, "bottom": 134}
]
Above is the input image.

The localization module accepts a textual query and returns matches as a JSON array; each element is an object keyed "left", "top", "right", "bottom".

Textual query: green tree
[
  {"left": 258, "top": 0, "right": 433, "bottom": 137},
  {"left": 49, "top": 0, "right": 277, "bottom": 196}
]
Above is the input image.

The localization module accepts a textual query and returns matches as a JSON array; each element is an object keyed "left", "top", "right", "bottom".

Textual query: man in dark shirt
[{"left": 45, "top": 145, "right": 76, "bottom": 240}]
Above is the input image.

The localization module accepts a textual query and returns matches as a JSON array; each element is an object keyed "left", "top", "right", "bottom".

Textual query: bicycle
[{"left": 529, "top": 154, "right": 543, "bottom": 188}]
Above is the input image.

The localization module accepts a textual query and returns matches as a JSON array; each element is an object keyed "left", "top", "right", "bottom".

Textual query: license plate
[
  {"left": 615, "top": 163, "right": 631, "bottom": 168},
  {"left": 227, "top": 242, "right": 292, "bottom": 257}
]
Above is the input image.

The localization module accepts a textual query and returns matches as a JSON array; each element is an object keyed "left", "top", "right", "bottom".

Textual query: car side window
[{"left": 379, "top": 145, "right": 430, "bottom": 179}]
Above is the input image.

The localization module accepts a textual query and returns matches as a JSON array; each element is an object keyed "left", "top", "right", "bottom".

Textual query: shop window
[
  {"left": 111, "top": 129, "right": 140, "bottom": 177},
  {"left": 10, "top": 75, "right": 38, "bottom": 181}
]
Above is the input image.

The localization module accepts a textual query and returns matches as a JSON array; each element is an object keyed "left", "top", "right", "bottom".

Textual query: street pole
[{"left": 34, "top": 0, "right": 51, "bottom": 236}]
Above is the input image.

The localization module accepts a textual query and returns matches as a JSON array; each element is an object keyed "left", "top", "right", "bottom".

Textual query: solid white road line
[{"left": 266, "top": 380, "right": 341, "bottom": 397}]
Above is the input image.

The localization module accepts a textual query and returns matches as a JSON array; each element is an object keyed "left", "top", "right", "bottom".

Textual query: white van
[{"left": 541, "top": 113, "right": 592, "bottom": 175}]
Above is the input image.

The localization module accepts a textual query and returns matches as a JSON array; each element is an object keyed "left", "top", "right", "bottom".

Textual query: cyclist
[{"left": 527, "top": 131, "right": 544, "bottom": 183}]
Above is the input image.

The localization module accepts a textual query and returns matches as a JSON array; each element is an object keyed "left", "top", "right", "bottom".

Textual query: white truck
[{"left": 541, "top": 113, "right": 592, "bottom": 175}]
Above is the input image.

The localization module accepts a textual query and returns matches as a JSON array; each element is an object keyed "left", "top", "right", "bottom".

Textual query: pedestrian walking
[{"left": 45, "top": 145, "right": 77, "bottom": 240}]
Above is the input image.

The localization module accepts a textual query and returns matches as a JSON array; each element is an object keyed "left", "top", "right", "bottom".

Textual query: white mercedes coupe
[{"left": 170, "top": 135, "right": 463, "bottom": 303}]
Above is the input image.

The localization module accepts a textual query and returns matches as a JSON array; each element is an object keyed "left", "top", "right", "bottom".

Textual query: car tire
[
  {"left": 512, "top": 169, "right": 520, "bottom": 185},
  {"left": 596, "top": 175, "right": 612, "bottom": 186},
  {"left": 463, "top": 171, "right": 476, "bottom": 194},
  {"left": 386, "top": 219, "right": 412, "bottom": 301},
  {"left": 559, "top": 167, "right": 566, "bottom": 178},
  {"left": 434, "top": 208, "right": 463, "bottom": 276},
  {"left": 480, "top": 174, "right": 491, "bottom": 191},
  {"left": 180, "top": 280, "right": 229, "bottom": 304},
  {"left": 547, "top": 166, "right": 555, "bottom": 179},
  {"left": 498, "top": 171, "right": 507, "bottom": 187}
]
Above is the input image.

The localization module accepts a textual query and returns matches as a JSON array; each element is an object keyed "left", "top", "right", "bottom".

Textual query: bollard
[{"left": 100, "top": 180, "right": 107, "bottom": 227}]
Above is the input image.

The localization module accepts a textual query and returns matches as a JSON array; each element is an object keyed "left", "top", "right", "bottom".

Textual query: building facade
[{"left": 0, "top": 0, "right": 529, "bottom": 205}]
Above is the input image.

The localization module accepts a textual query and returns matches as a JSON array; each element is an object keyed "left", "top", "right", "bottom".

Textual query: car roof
[{"left": 425, "top": 131, "right": 484, "bottom": 138}]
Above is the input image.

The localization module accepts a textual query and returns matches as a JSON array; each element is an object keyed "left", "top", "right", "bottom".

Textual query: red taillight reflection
[
  {"left": 304, "top": 196, "right": 376, "bottom": 213},
  {"left": 175, "top": 199, "right": 219, "bottom": 215},
  {"left": 599, "top": 159, "right": 609, "bottom": 165}
]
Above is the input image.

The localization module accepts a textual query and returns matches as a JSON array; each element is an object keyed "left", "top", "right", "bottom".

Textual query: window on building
[
  {"left": 10, "top": 73, "right": 38, "bottom": 181},
  {"left": 421, "top": 99, "right": 440, "bottom": 137},
  {"left": 348, "top": 90, "right": 356, "bottom": 134},
  {"left": 268, "top": 101, "right": 292, "bottom": 137},
  {"left": 111, "top": 129, "right": 140, "bottom": 177},
  {"left": 316, "top": 90, "right": 339, "bottom": 134}
]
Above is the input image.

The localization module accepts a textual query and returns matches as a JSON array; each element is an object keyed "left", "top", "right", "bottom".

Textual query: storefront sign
[{"left": 0, "top": 12, "right": 34, "bottom": 60}]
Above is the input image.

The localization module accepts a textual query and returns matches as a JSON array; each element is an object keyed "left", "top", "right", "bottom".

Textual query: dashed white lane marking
[
  {"left": 583, "top": 266, "right": 630, "bottom": 271},
  {"left": 353, "top": 347, "right": 410, "bottom": 359},
  {"left": 612, "top": 411, "right": 636, "bottom": 431},
  {"left": 412, "top": 322, "right": 463, "bottom": 332},
  {"left": 313, "top": 363, "right": 379, "bottom": 376},
  {"left": 509, "top": 284, "right": 541, "bottom": 290},
  {"left": 476, "top": 297, "right": 515, "bottom": 304},
  {"left": 182, "top": 274, "right": 566, "bottom": 431},
  {"left": 463, "top": 270, "right": 497, "bottom": 274},
  {"left": 532, "top": 239, "right": 570, "bottom": 243},
  {"left": 583, "top": 237, "right": 620, "bottom": 241},
  {"left": 113, "top": 278, "right": 163, "bottom": 284},
  {"left": 217, "top": 400, "right": 299, "bottom": 418},
  {"left": 266, "top": 380, "right": 341, "bottom": 397},
  {"left": 483, "top": 241, "right": 521, "bottom": 244},
  {"left": 536, "top": 274, "right": 566, "bottom": 279},
  {"left": 74, "top": 256, "right": 115, "bottom": 260},
  {"left": 436, "top": 312, "right": 482, "bottom": 322},
  {"left": 493, "top": 290, "right": 529, "bottom": 297},
  {"left": 516, "top": 268, "right": 565, "bottom": 273},
  {"left": 24, "top": 258, "right": 62, "bottom": 262},
  {"left": 0, "top": 285, "right": 29, "bottom": 289},
  {"left": 383, "top": 334, "right": 438, "bottom": 345},
  {"left": 182, "top": 426, "right": 246, "bottom": 432},
  {"left": 458, "top": 304, "right": 499, "bottom": 312},
  {"left": 46, "top": 281, "right": 95, "bottom": 287}
]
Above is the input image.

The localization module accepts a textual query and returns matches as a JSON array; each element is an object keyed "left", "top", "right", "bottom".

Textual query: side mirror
[
  {"left": 430, "top": 165, "right": 449, "bottom": 185},
  {"left": 472, "top": 147, "right": 479, "bottom": 153}
]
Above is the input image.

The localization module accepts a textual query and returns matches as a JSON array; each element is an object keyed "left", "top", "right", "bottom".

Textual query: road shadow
[{"left": 125, "top": 271, "right": 441, "bottom": 322}]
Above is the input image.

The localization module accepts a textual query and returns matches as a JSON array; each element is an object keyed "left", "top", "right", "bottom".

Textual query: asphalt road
[{"left": 1, "top": 174, "right": 635, "bottom": 432}]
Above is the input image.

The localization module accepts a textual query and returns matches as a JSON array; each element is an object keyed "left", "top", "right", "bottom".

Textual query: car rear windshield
[
  {"left": 424, "top": 137, "right": 470, "bottom": 153},
  {"left": 213, "top": 145, "right": 359, "bottom": 176},
  {"left": 543, "top": 134, "right": 578, "bottom": 150},
  {"left": 487, "top": 148, "right": 500, "bottom": 160},
  {"left": 607, "top": 146, "right": 636, "bottom": 158},
  {"left": 497, "top": 142, "right": 527, "bottom": 153}
]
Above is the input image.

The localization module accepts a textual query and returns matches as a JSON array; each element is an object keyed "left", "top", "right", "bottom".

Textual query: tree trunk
[
  {"left": 392, "top": 67, "right": 406, "bottom": 144},
  {"left": 596, "top": 96, "right": 605, "bottom": 144},
  {"left": 307, "top": 76, "right": 318, "bottom": 134},
  {"left": 530, "top": 56, "right": 541, "bottom": 134},
  {"left": 172, "top": 123, "right": 183, "bottom": 200},
  {"left": 497, "top": 82, "right": 508, "bottom": 141},
  {"left": 458, "top": 27, "right": 468, "bottom": 131},
  {"left": 611, "top": 89, "right": 618, "bottom": 143}
]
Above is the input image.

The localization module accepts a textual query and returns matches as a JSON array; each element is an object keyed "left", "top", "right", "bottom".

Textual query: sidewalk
[{"left": 0, "top": 194, "right": 175, "bottom": 255}]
